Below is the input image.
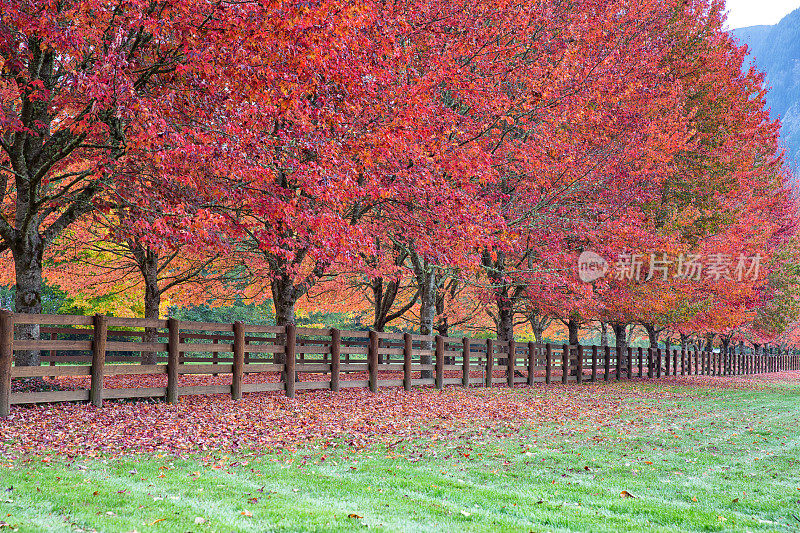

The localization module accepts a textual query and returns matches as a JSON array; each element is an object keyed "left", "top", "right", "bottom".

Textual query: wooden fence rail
[{"left": 1, "top": 312, "right": 797, "bottom": 417}]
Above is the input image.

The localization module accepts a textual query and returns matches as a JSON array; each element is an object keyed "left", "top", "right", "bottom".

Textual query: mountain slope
[{"left": 732, "top": 8, "right": 800, "bottom": 173}]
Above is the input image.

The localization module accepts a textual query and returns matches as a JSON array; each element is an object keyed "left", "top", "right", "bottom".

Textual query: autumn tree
[{"left": 0, "top": 0, "right": 235, "bottom": 364}]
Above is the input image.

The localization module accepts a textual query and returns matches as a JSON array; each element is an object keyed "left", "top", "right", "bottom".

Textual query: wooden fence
[{"left": 1, "top": 312, "right": 797, "bottom": 417}]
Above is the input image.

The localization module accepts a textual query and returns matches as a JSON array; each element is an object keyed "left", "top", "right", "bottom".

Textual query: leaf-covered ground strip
[{"left": 1, "top": 373, "right": 800, "bottom": 532}]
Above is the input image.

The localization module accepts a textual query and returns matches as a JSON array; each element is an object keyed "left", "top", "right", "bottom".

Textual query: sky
[{"left": 725, "top": 0, "right": 800, "bottom": 29}]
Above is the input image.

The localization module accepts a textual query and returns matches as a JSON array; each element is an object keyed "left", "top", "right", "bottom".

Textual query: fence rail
[{"left": 1, "top": 312, "right": 797, "bottom": 417}]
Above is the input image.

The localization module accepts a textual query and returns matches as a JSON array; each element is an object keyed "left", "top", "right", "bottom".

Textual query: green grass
[{"left": 2, "top": 380, "right": 800, "bottom": 532}]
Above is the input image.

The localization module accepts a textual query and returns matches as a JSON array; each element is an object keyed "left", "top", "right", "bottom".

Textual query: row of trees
[{"left": 1, "top": 0, "right": 798, "bottom": 366}]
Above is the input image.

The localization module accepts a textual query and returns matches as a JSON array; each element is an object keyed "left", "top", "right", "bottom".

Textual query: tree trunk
[
  {"left": 600, "top": 322, "right": 609, "bottom": 348},
  {"left": 371, "top": 278, "right": 387, "bottom": 332},
  {"left": 612, "top": 322, "right": 628, "bottom": 372},
  {"left": 496, "top": 299, "right": 514, "bottom": 342},
  {"left": 435, "top": 285, "right": 449, "bottom": 337},
  {"left": 705, "top": 333, "right": 715, "bottom": 353},
  {"left": 418, "top": 268, "right": 436, "bottom": 378},
  {"left": 530, "top": 315, "right": 547, "bottom": 344},
  {"left": 271, "top": 276, "right": 297, "bottom": 369},
  {"left": 272, "top": 279, "right": 297, "bottom": 328},
  {"left": 567, "top": 319, "right": 579, "bottom": 346},
  {"left": 644, "top": 324, "right": 660, "bottom": 348},
  {"left": 12, "top": 231, "right": 44, "bottom": 366},
  {"left": 141, "top": 250, "right": 161, "bottom": 365},
  {"left": 435, "top": 316, "right": 449, "bottom": 337}
]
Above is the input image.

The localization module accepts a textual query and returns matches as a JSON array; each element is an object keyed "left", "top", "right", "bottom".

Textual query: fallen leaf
[
  {"left": 348, "top": 513, "right": 363, "bottom": 519},
  {"left": 241, "top": 510, "right": 253, "bottom": 517},
  {"left": 620, "top": 491, "right": 635, "bottom": 498}
]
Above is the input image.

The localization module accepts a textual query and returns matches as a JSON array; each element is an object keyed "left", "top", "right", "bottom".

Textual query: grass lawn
[{"left": 1, "top": 376, "right": 800, "bottom": 532}]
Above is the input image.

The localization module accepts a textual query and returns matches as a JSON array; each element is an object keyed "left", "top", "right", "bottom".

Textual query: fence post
[
  {"left": 90, "top": 315, "right": 108, "bottom": 408},
  {"left": 212, "top": 336, "right": 219, "bottom": 376},
  {"left": 330, "top": 329, "right": 341, "bottom": 392},
  {"left": 545, "top": 343, "right": 552, "bottom": 384},
  {"left": 681, "top": 348, "right": 686, "bottom": 376},
  {"left": 576, "top": 345, "right": 583, "bottom": 384},
  {"left": 656, "top": 348, "right": 662, "bottom": 378},
  {"left": 638, "top": 347, "right": 643, "bottom": 377},
  {"left": 561, "top": 344, "right": 569, "bottom": 385},
  {"left": 647, "top": 348, "right": 654, "bottom": 378},
  {"left": 739, "top": 347, "right": 743, "bottom": 375},
  {"left": 591, "top": 345, "right": 598, "bottom": 381},
  {"left": 49, "top": 331, "right": 56, "bottom": 366},
  {"left": 404, "top": 333, "right": 413, "bottom": 391},
  {"left": 507, "top": 339, "right": 516, "bottom": 387},
  {"left": 628, "top": 347, "right": 634, "bottom": 379},
  {"left": 435, "top": 335, "right": 444, "bottom": 390},
  {"left": 604, "top": 345, "right": 611, "bottom": 381},
  {"left": 527, "top": 341, "right": 535, "bottom": 386},
  {"left": 485, "top": 339, "right": 494, "bottom": 387},
  {"left": 665, "top": 346, "right": 670, "bottom": 376},
  {"left": 674, "top": 348, "right": 679, "bottom": 376},
  {"left": 463, "top": 337, "right": 471, "bottom": 388},
  {"left": 672, "top": 349, "right": 677, "bottom": 376},
  {"left": 167, "top": 318, "right": 180, "bottom": 405},
  {"left": 0, "top": 311, "right": 13, "bottom": 418},
  {"left": 368, "top": 330, "right": 379, "bottom": 392},
  {"left": 231, "top": 321, "right": 244, "bottom": 400},
  {"left": 285, "top": 324, "right": 297, "bottom": 398},
  {"left": 729, "top": 348, "right": 733, "bottom": 374}
]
